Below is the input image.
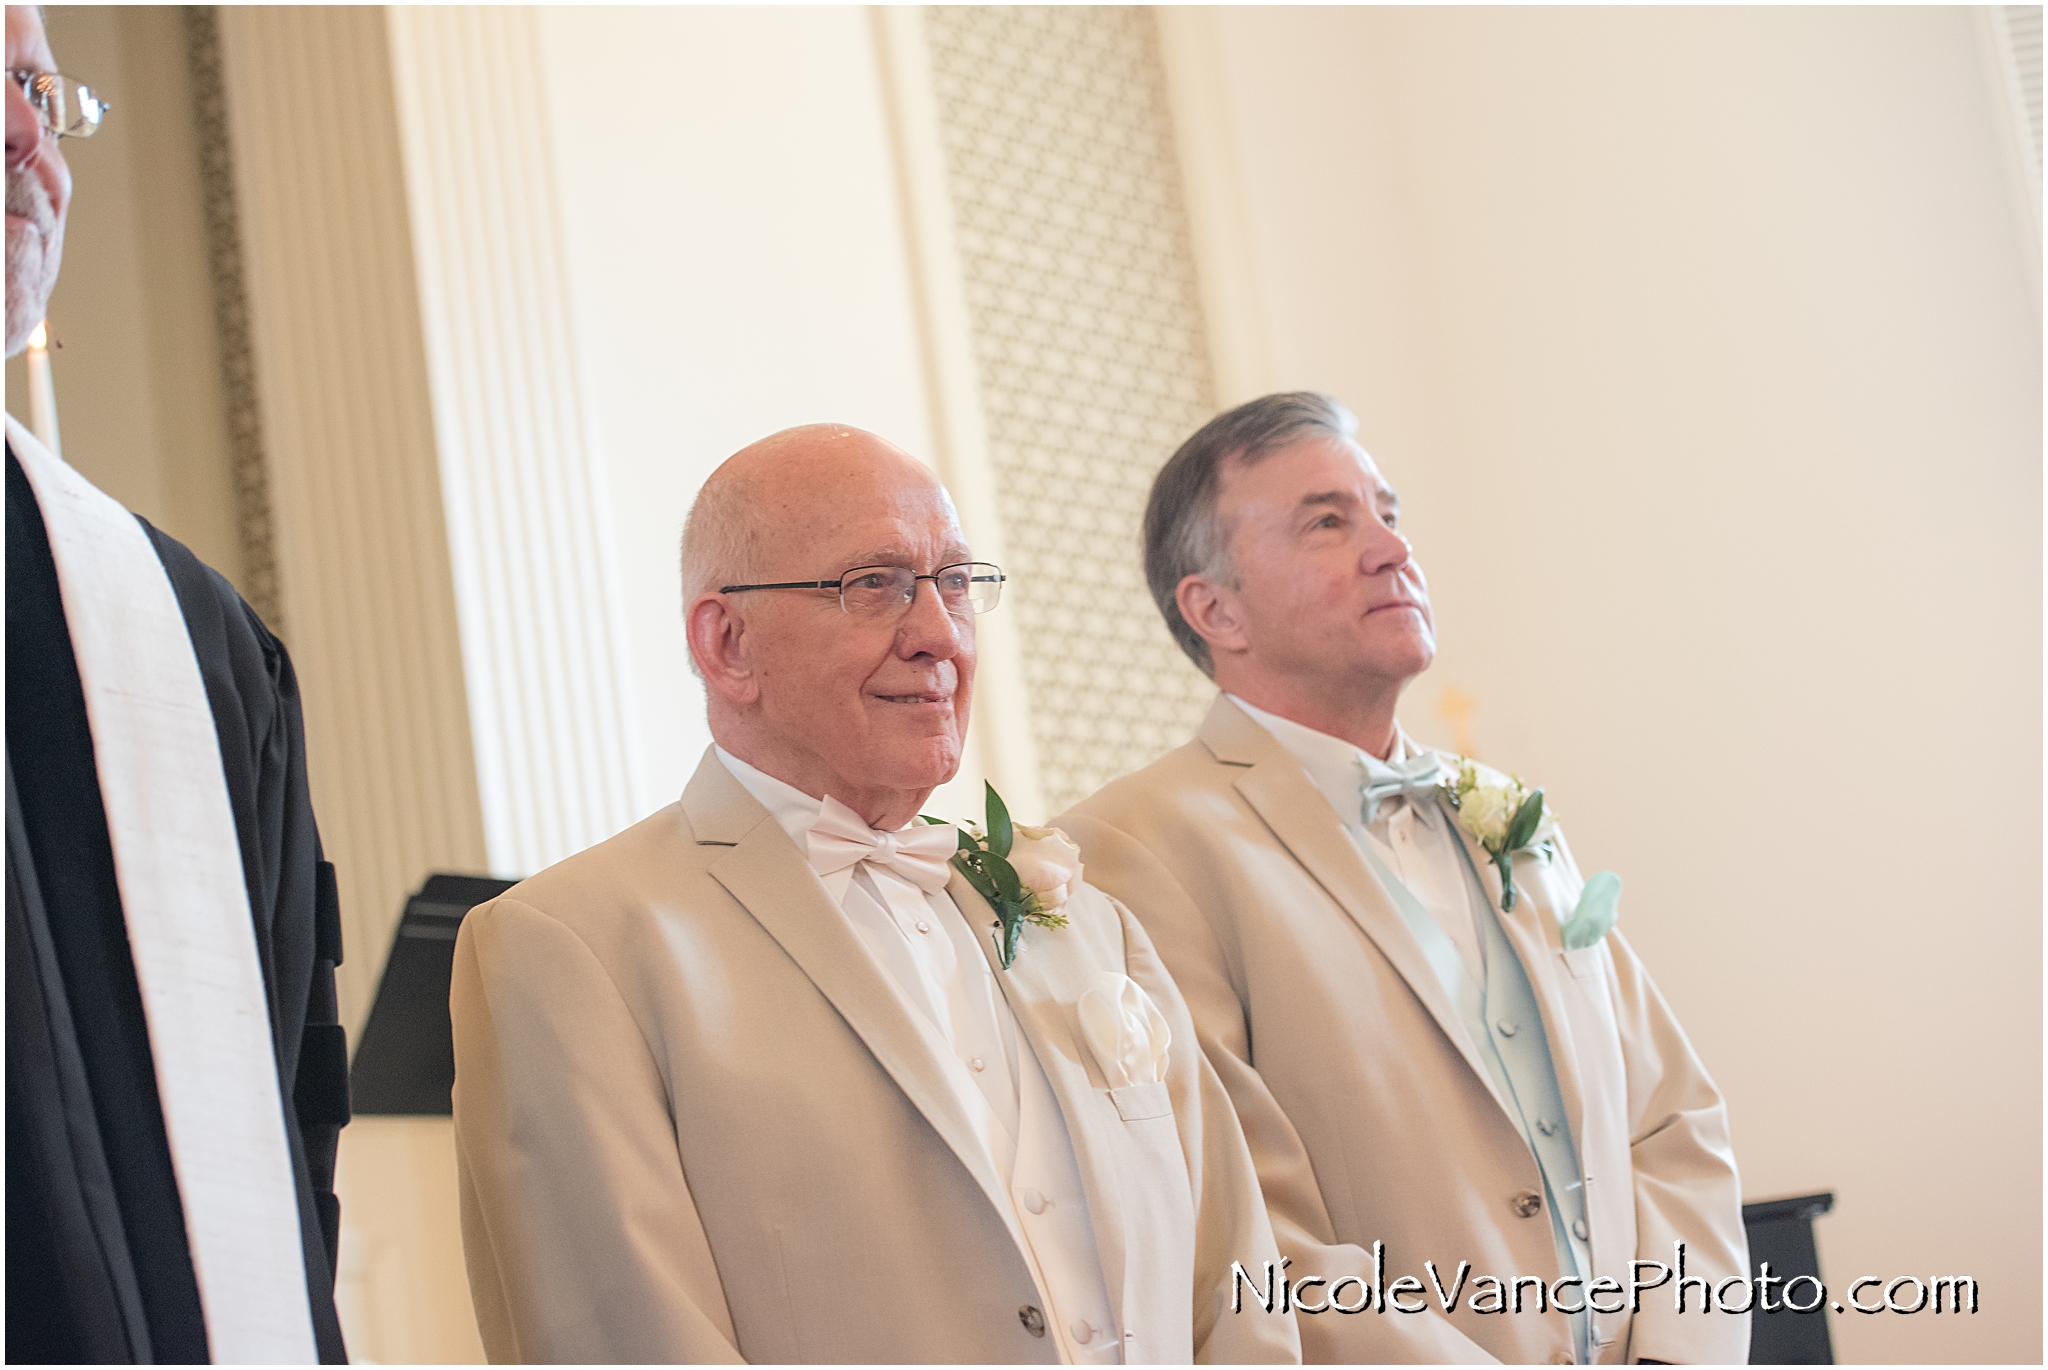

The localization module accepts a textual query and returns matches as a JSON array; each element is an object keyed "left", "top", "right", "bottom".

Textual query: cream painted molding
[
  {"left": 1156, "top": 6, "right": 1278, "bottom": 408},
  {"left": 217, "top": 7, "right": 488, "bottom": 1032},
  {"left": 1979, "top": 6, "right": 2044, "bottom": 297},
  {"left": 871, "top": 5, "right": 1046, "bottom": 825},
  {"left": 385, "top": 7, "right": 644, "bottom": 877}
]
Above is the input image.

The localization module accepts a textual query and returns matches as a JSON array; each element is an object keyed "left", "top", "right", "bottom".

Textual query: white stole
[{"left": 9, "top": 416, "right": 318, "bottom": 1362}]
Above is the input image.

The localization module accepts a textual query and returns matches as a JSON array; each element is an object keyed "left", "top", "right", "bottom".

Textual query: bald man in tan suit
[
  {"left": 452, "top": 426, "right": 1298, "bottom": 1364},
  {"left": 1060, "top": 394, "right": 1748, "bottom": 1365}
]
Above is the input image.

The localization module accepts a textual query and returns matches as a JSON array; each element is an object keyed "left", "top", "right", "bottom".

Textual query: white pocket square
[{"left": 1077, "top": 971, "right": 1171, "bottom": 1090}]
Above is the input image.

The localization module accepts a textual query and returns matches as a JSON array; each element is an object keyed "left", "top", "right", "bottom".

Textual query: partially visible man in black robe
[{"left": 6, "top": 7, "right": 349, "bottom": 1361}]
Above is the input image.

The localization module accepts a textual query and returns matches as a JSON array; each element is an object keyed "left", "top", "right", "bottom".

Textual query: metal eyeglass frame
[
  {"left": 720, "top": 562, "right": 1006, "bottom": 616},
  {"left": 7, "top": 68, "right": 109, "bottom": 139}
]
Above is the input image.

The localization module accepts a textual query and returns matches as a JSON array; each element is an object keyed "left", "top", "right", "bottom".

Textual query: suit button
[
  {"left": 1070, "top": 1320, "right": 1095, "bottom": 1344},
  {"left": 1573, "top": 1218, "right": 1590, "bottom": 1241},
  {"left": 1496, "top": 1018, "right": 1519, "bottom": 1037},
  {"left": 1019, "top": 1305, "right": 1046, "bottom": 1337},
  {"left": 1022, "top": 1188, "right": 1049, "bottom": 1215},
  {"left": 1510, "top": 1190, "right": 1543, "bottom": 1218},
  {"left": 1548, "top": 1351, "right": 1573, "bottom": 1365}
]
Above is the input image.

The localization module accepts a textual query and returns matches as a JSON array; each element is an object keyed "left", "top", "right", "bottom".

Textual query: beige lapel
[
  {"left": 1442, "top": 807, "right": 1592, "bottom": 1150},
  {"left": 1202, "top": 697, "right": 1505, "bottom": 1092},
  {"left": 680, "top": 752, "right": 1029, "bottom": 1251},
  {"left": 954, "top": 871, "right": 1133, "bottom": 1332}
]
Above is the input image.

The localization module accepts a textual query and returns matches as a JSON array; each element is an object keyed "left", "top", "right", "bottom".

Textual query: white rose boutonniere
[
  {"left": 1008, "top": 823, "right": 1084, "bottom": 917},
  {"left": 1439, "top": 759, "right": 1557, "bottom": 914},
  {"left": 923, "top": 784, "right": 1074, "bottom": 968}
]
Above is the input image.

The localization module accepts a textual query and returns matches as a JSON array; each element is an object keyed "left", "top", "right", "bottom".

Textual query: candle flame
[{"left": 28, "top": 320, "right": 47, "bottom": 350}]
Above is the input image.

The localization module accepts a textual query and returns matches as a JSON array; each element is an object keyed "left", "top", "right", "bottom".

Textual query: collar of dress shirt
[
  {"left": 715, "top": 745, "right": 830, "bottom": 846},
  {"left": 1225, "top": 694, "right": 1422, "bottom": 832}
]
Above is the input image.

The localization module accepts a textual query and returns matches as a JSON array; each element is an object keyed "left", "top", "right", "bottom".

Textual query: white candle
[{"left": 26, "top": 319, "right": 61, "bottom": 458}]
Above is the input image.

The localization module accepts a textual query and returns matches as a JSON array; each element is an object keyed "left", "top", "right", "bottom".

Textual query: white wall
[
  {"left": 534, "top": 5, "right": 953, "bottom": 823},
  {"left": 1178, "top": 6, "right": 2040, "bottom": 1363}
]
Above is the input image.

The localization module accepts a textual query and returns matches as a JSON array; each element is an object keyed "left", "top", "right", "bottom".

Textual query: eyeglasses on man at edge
[
  {"left": 720, "top": 563, "right": 1006, "bottom": 618},
  {"left": 8, "top": 69, "right": 109, "bottom": 139}
]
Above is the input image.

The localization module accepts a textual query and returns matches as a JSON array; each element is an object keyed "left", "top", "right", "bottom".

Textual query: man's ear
[
  {"left": 1175, "top": 573, "right": 1250, "bottom": 661},
  {"left": 686, "top": 593, "right": 761, "bottom": 706}
]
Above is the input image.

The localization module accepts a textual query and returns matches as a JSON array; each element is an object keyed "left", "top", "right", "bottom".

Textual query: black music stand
[{"left": 348, "top": 873, "right": 518, "bottom": 1115}]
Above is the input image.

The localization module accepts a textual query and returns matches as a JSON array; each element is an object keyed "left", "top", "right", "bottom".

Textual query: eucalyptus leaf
[{"left": 984, "top": 781, "right": 1014, "bottom": 858}]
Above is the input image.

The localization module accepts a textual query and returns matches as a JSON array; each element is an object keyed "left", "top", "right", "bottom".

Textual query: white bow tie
[{"left": 806, "top": 796, "right": 958, "bottom": 897}]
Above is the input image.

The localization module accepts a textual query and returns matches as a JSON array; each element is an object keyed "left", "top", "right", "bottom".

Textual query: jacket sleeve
[
  {"left": 451, "top": 897, "right": 743, "bottom": 1364},
  {"left": 1066, "top": 812, "right": 1499, "bottom": 1365},
  {"left": 1113, "top": 895, "right": 1301, "bottom": 1365},
  {"left": 1607, "top": 927, "right": 1750, "bottom": 1365}
]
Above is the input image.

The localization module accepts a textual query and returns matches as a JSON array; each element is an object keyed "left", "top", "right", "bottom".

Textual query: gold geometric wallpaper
[{"left": 924, "top": 6, "right": 1220, "bottom": 812}]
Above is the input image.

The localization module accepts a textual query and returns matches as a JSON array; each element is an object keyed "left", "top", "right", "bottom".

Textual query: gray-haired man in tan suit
[
  {"left": 1059, "top": 394, "right": 1748, "bottom": 1365},
  {"left": 451, "top": 425, "right": 1298, "bottom": 1364}
]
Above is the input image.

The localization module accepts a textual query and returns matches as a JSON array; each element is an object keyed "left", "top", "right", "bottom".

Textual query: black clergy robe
[{"left": 6, "top": 448, "right": 351, "bottom": 1363}]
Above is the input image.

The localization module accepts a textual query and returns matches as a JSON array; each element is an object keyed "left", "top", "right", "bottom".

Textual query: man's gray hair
[
  {"left": 1142, "top": 391, "right": 1359, "bottom": 677},
  {"left": 677, "top": 471, "right": 762, "bottom": 678}
]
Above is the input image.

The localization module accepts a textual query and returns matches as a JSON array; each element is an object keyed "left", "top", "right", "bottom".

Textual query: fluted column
[
  {"left": 218, "top": 6, "right": 487, "bottom": 1029},
  {"left": 385, "top": 7, "right": 643, "bottom": 875}
]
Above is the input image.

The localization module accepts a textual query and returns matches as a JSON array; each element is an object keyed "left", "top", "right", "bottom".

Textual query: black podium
[
  {"left": 348, "top": 873, "right": 517, "bottom": 1115},
  {"left": 1742, "top": 1192, "right": 1837, "bottom": 1364}
]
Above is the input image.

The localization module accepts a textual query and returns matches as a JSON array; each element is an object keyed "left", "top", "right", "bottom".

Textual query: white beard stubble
[{"left": 6, "top": 164, "right": 59, "bottom": 359}]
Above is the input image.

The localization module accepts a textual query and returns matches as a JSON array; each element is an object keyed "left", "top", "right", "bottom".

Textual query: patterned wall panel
[{"left": 923, "top": 6, "right": 1219, "bottom": 812}]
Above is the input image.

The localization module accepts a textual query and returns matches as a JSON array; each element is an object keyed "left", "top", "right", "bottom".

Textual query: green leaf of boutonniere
[
  {"left": 1504, "top": 789, "right": 1545, "bottom": 853},
  {"left": 922, "top": 782, "right": 1068, "bottom": 969},
  {"left": 983, "top": 781, "right": 1014, "bottom": 859}
]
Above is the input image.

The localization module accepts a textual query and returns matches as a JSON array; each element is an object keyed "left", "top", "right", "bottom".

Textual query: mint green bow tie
[{"left": 1356, "top": 751, "right": 1448, "bottom": 826}]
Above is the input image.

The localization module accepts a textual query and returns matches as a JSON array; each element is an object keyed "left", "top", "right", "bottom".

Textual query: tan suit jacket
[
  {"left": 1058, "top": 697, "right": 1748, "bottom": 1365},
  {"left": 451, "top": 747, "right": 1299, "bottom": 1364}
]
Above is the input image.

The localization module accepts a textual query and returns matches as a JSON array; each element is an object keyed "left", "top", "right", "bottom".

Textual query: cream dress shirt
[
  {"left": 716, "top": 748, "right": 1123, "bottom": 1364},
  {"left": 1225, "top": 698, "right": 1486, "bottom": 985}
]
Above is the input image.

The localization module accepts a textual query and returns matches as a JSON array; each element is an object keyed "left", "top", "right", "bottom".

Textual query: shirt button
[
  {"left": 915, "top": 920, "right": 931, "bottom": 933},
  {"left": 1537, "top": 1116, "right": 1556, "bottom": 1136},
  {"left": 970, "top": 1057, "right": 986, "bottom": 1072},
  {"left": 1510, "top": 1190, "right": 1543, "bottom": 1218},
  {"left": 1070, "top": 1320, "right": 1095, "bottom": 1344},
  {"left": 1018, "top": 1305, "right": 1046, "bottom": 1337},
  {"left": 1022, "top": 1188, "right": 1048, "bottom": 1215},
  {"left": 1496, "top": 1019, "right": 1519, "bottom": 1038},
  {"left": 1573, "top": 1218, "right": 1591, "bottom": 1241}
]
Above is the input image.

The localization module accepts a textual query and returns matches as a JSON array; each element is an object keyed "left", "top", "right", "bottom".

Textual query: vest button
[
  {"left": 1071, "top": 1320, "right": 1095, "bottom": 1344},
  {"left": 1022, "top": 1188, "right": 1049, "bottom": 1215},
  {"left": 970, "top": 1057, "right": 986, "bottom": 1072},
  {"left": 1510, "top": 1190, "right": 1543, "bottom": 1218},
  {"left": 1537, "top": 1116, "right": 1556, "bottom": 1136},
  {"left": 1573, "top": 1218, "right": 1590, "bottom": 1241},
  {"left": 1019, "top": 1305, "right": 1046, "bottom": 1337},
  {"left": 1496, "top": 1018, "right": 1519, "bottom": 1037}
]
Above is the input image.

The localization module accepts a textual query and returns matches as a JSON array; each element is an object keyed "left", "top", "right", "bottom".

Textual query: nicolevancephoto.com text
[{"left": 1232, "top": 1242, "right": 1980, "bottom": 1320}]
